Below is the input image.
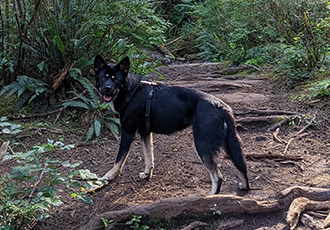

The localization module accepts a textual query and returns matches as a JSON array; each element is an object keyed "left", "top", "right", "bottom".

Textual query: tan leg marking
[
  {"left": 139, "top": 133, "right": 154, "bottom": 179},
  {"left": 102, "top": 153, "right": 130, "bottom": 181}
]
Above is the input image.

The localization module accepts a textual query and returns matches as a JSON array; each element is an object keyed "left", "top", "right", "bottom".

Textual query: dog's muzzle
[{"left": 102, "top": 86, "right": 118, "bottom": 102}]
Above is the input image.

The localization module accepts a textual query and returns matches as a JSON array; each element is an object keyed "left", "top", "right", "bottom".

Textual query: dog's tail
[{"left": 224, "top": 111, "right": 250, "bottom": 190}]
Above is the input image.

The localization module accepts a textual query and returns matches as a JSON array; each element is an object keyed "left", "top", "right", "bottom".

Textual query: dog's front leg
[
  {"left": 102, "top": 131, "right": 135, "bottom": 181},
  {"left": 139, "top": 133, "right": 154, "bottom": 180}
]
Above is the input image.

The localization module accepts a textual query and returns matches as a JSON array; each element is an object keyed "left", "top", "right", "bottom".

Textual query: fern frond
[
  {"left": 94, "top": 119, "right": 101, "bottom": 138},
  {"left": 85, "top": 124, "right": 95, "bottom": 142},
  {"left": 68, "top": 68, "right": 99, "bottom": 102},
  {"left": 62, "top": 101, "right": 91, "bottom": 110},
  {"left": 0, "top": 82, "right": 21, "bottom": 98}
]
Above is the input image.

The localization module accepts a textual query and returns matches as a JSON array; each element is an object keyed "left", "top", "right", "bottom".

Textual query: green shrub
[
  {"left": 309, "top": 79, "right": 330, "bottom": 98},
  {"left": 0, "top": 138, "right": 103, "bottom": 229}
]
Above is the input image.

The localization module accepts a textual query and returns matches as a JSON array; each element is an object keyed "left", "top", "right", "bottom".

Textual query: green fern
[{"left": 0, "top": 75, "right": 49, "bottom": 107}]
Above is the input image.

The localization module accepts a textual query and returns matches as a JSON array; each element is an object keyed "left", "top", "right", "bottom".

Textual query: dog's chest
[{"left": 108, "top": 101, "right": 116, "bottom": 112}]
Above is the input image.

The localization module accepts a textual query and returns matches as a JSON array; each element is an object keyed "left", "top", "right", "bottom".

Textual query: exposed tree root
[
  {"left": 236, "top": 107, "right": 299, "bottom": 116},
  {"left": 217, "top": 219, "right": 244, "bottom": 230},
  {"left": 286, "top": 197, "right": 330, "bottom": 230},
  {"left": 324, "top": 212, "right": 330, "bottom": 228},
  {"left": 81, "top": 186, "right": 330, "bottom": 230},
  {"left": 80, "top": 195, "right": 280, "bottom": 230},
  {"left": 179, "top": 221, "right": 209, "bottom": 230},
  {"left": 236, "top": 115, "right": 289, "bottom": 124},
  {"left": 245, "top": 152, "right": 303, "bottom": 161}
]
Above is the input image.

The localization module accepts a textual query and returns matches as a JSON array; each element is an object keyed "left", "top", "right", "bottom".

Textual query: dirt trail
[{"left": 35, "top": 63, "right": 330, "bottom": 230}]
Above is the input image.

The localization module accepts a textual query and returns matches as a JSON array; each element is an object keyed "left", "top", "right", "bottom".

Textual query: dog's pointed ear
[
  {"left": 115, "top": 56, "right": 130, "bottom": 75},
  {"left": 94, "top": 55, "right": 107, "bottom": 73}
]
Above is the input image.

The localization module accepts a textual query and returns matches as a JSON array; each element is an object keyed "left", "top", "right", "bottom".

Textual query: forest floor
[{"left": 5, "top": 62, "right": 330, "bottom": 229}]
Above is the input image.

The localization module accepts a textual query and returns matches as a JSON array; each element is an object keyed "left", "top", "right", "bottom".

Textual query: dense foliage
[
  {"left": 1, "top": 0, "right": 330, "bottom": 112},
  {"left": 169, "top": 0, "right": 330, "bottom": 88},
  {"left": 156, "top": 0, "right": 330, "bottom": 93}
]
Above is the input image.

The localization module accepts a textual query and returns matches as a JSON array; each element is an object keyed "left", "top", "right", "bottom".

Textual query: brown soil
[{"left": 8, "top": 63, "right": 330, "bottom": 229}]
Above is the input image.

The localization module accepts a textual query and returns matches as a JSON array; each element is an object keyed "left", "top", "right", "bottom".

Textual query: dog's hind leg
[
  {"left": 223, "top": 114, "right": 250, "bottom": 191},
  {"left": 102, "top": 131, "right": 135, "bottom": 181},
  {"left": 139, "top": 133, "right": 154, "bottom": 180},
  {"left": 200, "top": 153, "right": 223, "bottom": 195}
]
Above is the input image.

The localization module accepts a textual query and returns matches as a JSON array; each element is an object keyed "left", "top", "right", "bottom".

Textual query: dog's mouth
[
  {"left": 102, "top": 89, "right": 119, "bottom": 102},
  {"left": 103, "top": 94, "right": 113, "bottom": 102}
]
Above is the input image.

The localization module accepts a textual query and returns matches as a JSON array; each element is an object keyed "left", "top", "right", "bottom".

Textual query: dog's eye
[
  {"left": 106, "top": 74, "right": 109, "bottom": 77},
  {"left": 111, "top": 76, "right": 115, "bottom": 79}
]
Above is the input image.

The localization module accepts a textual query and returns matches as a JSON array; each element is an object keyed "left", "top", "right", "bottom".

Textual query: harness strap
[{"left": 145, "top": 85, "right": 155, "bottom": 134}]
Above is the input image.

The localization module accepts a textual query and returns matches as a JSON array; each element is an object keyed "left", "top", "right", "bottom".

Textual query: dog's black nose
[{"left": 105, "top": 85, "right": 113, "bottom": 90}]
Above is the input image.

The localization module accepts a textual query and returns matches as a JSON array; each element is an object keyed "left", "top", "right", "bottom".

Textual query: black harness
[{"left": 141, "top": 81, "right": 156, "bottom": 134}]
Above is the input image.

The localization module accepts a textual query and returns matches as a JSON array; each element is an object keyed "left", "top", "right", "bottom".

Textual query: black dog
[{"left": 94, "top": 55, "right": 250, "bottom": 195}]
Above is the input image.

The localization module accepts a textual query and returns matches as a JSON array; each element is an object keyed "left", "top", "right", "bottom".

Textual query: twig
[
  {"left": 283, "top": 113, "right": 317, "bottom": 154},
  {"left": 273, "top": 128, "right": 286, "bottom": 143},
  {"left": 267, "top": 115, "right": 296, "bottom": 132},
  {"left": 297, "top": 112, "right": 317, "bottom": 136},
  {"left": 283, "top": 138, "right": 294, "bottom": 155},
  {"left": 52, "top": 61, "right": 75, "bottom": 90},
  {"left": 9, "top": 107, "right": 66, "bottom": 120},
  {"left": 164, "top": 36, "right": 182, "bottom": 46},
  {"left": 53, "top": 106, "right": 66, "bottom": 124},
  {"left": 29, "top": 163, "right": 48, "bottom": 200},
  {"left": 29, "top": 127, "right": 64, "bottom": 134},
  {"left": 243, "top": 64, "right": 265, "bottom": 73}
]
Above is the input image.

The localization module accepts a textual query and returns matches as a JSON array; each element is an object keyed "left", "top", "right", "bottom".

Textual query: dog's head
[{"left": 94, "top": 55, "right": 130, "bottom": 102}]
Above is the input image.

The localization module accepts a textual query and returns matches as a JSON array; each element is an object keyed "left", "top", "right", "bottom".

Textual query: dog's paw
[
  {"left": 139, "top": 171, "right": 150, "bottom": 180},
  {"left": 238, "top": 182, "right": 250, "bottom": 191}
]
